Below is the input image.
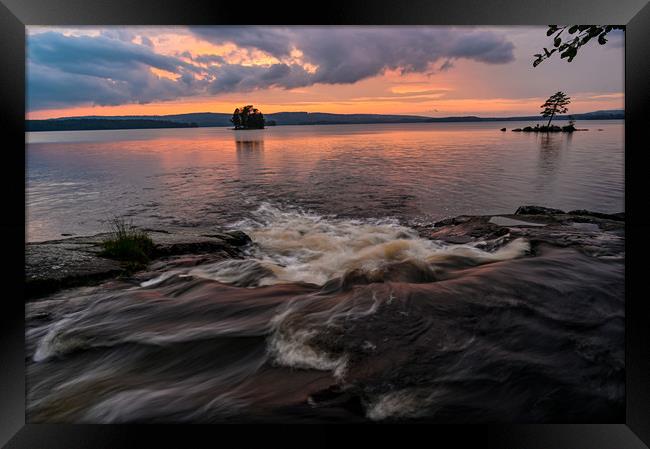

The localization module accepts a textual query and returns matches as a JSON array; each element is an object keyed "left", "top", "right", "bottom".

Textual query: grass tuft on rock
[{"left": 99, "top": 217, "right": 155, "bottom": 266}]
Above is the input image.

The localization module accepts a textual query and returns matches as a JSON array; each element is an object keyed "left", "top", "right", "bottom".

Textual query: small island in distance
[
  {"left": 26, "top": 109, "right": 624, "bottom": 132},
  {"left": 231, "top": 105, "right": 266, "bottom": 130}
]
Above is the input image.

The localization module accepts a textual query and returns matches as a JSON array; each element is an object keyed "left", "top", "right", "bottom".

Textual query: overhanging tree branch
[{"left": 533, "top": 25, "right": 624, "bottom": 67}]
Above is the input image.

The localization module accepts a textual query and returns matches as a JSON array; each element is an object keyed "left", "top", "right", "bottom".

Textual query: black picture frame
[{"left": 1, "top": 0, "right": 649, "bottom": 447}]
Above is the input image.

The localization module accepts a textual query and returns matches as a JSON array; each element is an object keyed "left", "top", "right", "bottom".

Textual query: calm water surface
[{"left": 26, "top": 120, "right": 624, "bottom": 241}]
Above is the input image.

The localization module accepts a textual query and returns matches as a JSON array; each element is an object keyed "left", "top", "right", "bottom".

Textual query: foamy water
[{"left": 142, "top": 204, "right": 530, "bottom": 288}]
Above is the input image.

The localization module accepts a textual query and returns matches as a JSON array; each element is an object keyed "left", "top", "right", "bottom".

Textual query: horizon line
[{"left": 28, "top": 108, "right": 625, "bottom": 121}]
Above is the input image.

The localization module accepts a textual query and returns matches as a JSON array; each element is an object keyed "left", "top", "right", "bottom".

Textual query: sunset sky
[{"left": 26, "top": 26, "right": 624, "bottom": 120}]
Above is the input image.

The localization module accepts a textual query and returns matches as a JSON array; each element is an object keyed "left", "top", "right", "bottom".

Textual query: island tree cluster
[
  {"left": 541, "top": 91, "right": 571, "bottom": 127},
  {"left": 511, "top": 91, "right": 576, "bottom": 132},
  {"left": 231, "top": 105, "right": 265, "bottom": 129}
]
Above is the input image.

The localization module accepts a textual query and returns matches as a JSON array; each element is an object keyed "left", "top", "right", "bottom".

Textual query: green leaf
[
  {"left": 568, "top": 25, "right": 579, "bottom": 34},
  {"left": 554, "top": 37, "right": 561, "bottom": 47}
]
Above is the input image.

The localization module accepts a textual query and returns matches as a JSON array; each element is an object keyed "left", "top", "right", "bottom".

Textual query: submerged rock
[{"left": 336, "top": 259, "right": 438, "bottom": 290}]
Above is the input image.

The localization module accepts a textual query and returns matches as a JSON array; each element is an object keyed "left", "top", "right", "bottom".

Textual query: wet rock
[
  {"left": 567, "top": 210, "right": 624, "bottom": 222},
  {"left": 423, "top": 206, "right": 624, "bottom": 260},
  {"left": 26, "top": 241, "right": 123, "bottom": 299},
  {"left": 434, "top": 216, "right": 472, "bottom": 227},
  {"left": 153, "top": 240, "right": 236, "bottom": 258},
  {"left": 200, "top": 230, "right": 252, "bottom": 246},
  {"left": 489, "top": 216, "right": 546, "bottom": 227},
  {"left": 143, "top": 231, "right": 251, "bottom": 257},
  {"left": 429, "top": 216, "right": 509, "bottom": 243},
  {"left": 515, "top": 205, "right": 565, "bottom": 215}
]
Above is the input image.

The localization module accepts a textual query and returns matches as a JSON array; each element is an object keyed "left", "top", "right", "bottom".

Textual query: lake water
[{"left": 26, "top": 120, "right": 624, "bottom": 242}]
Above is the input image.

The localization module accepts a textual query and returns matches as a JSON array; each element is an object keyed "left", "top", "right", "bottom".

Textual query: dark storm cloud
[
  {"left": 27, "top": 32, "right": 206, "bottom": 109},
  {"left": 192, "top": 27, "right": 515, "bottom": 83},
  {"left": 192, "top": 54, "right": 226, "bottom": 65},
  {"left": 27, "top": 27, "right": 515, "bottom": 110},
  {"left": 191, "top": 26, "right": 296, "bottom": 59},
  {"left": 205, "top": 63, "right": 313, "bottom": 94}
]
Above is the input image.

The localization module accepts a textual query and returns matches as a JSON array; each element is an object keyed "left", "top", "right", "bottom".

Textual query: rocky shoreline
[
  {"left": 25, "top": 206, "right": 624, "bottom": 300},
  {"left": 25, "top": 229, "right": 251, "bottom": 299}
]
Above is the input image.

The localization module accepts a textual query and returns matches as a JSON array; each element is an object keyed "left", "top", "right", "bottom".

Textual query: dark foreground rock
[
  {"left": 25, "top": 205, "right": 625, "bottom": 423},
  {"left": 26, "top": 230, "right": 251, "bottom": 299}
]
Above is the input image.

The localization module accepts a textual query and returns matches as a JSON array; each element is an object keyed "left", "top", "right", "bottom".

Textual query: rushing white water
[
  {"left": 181, "top": 204, "right": 530, "bottom": 288},
  {"left": 267, "top": 326, "right": 349, "bottom": 379},
  {"left": 365, "top": 388, "right": 448, "bottom": 421}
]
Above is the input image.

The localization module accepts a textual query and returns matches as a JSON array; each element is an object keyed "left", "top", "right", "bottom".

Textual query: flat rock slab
[
  {"left": 570, "top": 222, "right": 601, "bottom": 232},
  {"left": 26, "top": 230, "right": 250, "bottom": 300},
  {"left": 26, "top": 241, "right": 123, "bottom": 299},
  {"left": 424, "top": 208, "right": 624, "bottom": 260},
  {"left": 489, "top": 216, "right": 547, "bottom": 227}
]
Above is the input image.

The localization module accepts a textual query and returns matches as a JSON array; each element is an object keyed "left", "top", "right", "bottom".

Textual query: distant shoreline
[
  {"left": 26, "top": 118, "right": 199, "bottom": 132},
  {"left": 26, "top": 110, "right": 624, "bottom": 132}
]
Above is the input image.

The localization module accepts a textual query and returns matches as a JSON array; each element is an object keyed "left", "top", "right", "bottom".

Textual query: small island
[
  {"left": 511, "top": 91, "right": 585, "bottom": 133},
  {"left": 231, "top": 105, "right": 266, "bottom": 130},
  {"left": 512, "top": 123, "right": 578, "bottom": 133}
]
